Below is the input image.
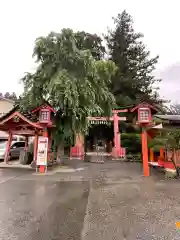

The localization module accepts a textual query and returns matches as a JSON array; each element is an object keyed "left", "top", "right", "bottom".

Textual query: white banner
[{"left": 36, "top": 137, "right": 48, "bottom": 166}]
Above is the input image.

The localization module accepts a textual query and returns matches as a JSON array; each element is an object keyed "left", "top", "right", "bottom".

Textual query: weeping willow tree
[{"left": 20, "top": 28, "right": 117, "bottom": 148}]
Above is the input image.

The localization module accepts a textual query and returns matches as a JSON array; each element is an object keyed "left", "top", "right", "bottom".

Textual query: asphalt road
[{"left": 0, "top": 163, "right": 180, "bottom": 239}]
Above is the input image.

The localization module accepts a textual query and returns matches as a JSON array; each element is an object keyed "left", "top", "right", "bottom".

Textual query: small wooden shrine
[
  {"left": 0, "top": 102, "right": 56, "bottom": 173},
  {"left": 148, "top": 114, "right": 180, "bottom": 172}
]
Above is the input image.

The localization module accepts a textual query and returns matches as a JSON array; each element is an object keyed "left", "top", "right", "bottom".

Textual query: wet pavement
[
  {"left": 0, "top": 168, "right": 88, "bottom": 240},
  {"left": 0, "top": 163, "right": 180, "bottom": 239}
]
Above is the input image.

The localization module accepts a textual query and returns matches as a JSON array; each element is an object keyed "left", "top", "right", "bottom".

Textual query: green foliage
[
  {"left": 74, "top": 31, "right": 105, "bottom": 60},
  {"left": 164, "top": 104, "right": 180, "bottom": 150},
  {"left": 166, "top": 130, "right": 180, "bottom": 150},
  {"left": 153, "top": 101, "right": 180, "bottom": 150},
  {"left": 148, "top": 128, "right": 180, "bottom": 152},
  {"left": 121, "top": 133, "right": 141, "bottom": 153},
  {"left": 19, "top": 10, "right": 165, "bottom": 149},
  {"left": 106, "top": 10, "right": 161, "bottom": 107},
  {"left": 148, "top": 137, "right": 166, "bottom": 151},
  {"left": 20, "top": 29, "right": 117, "bottom": 145}
]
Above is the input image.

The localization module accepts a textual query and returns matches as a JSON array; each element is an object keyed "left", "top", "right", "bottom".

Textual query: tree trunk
[{"left": 56, "top": 144, "right": 64, "bottom": 164}]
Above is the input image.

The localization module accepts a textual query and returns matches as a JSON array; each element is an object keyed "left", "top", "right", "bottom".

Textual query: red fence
[{"left": 157, "top": 150, "right": 180, "bottom": 170}]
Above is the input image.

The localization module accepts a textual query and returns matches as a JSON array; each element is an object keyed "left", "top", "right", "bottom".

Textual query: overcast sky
[{"left": 0, "top": 0, "right": 180, "bottom": 103}]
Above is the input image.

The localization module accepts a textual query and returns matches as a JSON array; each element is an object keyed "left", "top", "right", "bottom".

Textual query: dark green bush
[
  {"left": 148, "top": 137, "right": 165, "bottom": 151},
  {"left": 121, "top": 133, "right": 141, "bottom": 154}
]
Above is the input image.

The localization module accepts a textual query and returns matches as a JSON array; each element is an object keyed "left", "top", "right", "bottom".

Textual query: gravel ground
[{"left": 80, "top": 162, "right": 180, "bottom": 240}]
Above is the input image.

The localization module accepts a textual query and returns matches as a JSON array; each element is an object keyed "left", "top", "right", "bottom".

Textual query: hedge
[{"left": 121, "top": 133, "right": 141, "bottom": 154}]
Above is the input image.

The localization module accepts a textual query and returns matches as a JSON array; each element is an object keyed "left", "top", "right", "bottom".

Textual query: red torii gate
[{"left": 71, "top": 108, "right": 128, "bottom": 159}]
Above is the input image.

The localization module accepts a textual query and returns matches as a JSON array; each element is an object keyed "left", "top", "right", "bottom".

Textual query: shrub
[{"left": 121, "top": 133, "right": 141, "bottom": 154}]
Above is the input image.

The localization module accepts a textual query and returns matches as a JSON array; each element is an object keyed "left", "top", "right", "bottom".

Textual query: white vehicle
[{"left": 0, "top": 141, "right": 25, "bottom": 160}]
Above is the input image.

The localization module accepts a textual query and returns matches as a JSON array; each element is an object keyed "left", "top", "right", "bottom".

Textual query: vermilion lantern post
[
  {"left": 32, "top": 103, "right": 56, "bottom": 173},
  {"left": 131, "top": 103, "right": 158, "bottom": 177}
]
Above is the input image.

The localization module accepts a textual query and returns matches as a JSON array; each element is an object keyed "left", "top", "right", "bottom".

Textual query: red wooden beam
[{"left": 12, "top": 130, "right": 36, "bottom": 136}]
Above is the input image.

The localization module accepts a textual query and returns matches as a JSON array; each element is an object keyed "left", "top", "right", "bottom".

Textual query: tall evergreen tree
[{"left": 106, "top": 10, "right": 161, "bottom": 107}]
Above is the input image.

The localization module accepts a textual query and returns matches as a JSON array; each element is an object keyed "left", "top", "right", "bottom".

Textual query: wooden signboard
[{"left": 36, "top": 136, "right": 48, "bottom": 166}]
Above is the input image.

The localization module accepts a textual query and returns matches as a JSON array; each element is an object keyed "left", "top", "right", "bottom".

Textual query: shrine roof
[
  {"left": 32, "top": 101, "right": 56, "bottom": 113},
  {"left": 154, "top": 115, "right": 180, "bottom": 121},
  {"left": 0, "top": 99, "right": 57, "bottom": 135},
  {"left": 130, "top": 102, "right": 159, "bottom": 113},
  {"left": 115, "top": 101, "right": 162, "bottom": 113},
  {"left": 0, "top": 105, "right": 39, "bottom": 123},
  {"left": 0, "top": 105, "right": 44, "bottom": 133}
]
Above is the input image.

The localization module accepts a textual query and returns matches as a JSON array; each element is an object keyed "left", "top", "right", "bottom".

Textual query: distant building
[
  {"left": 0, "top": 96, "right": 14, "bottom": 117},
  {"left": 0, "top": 97, "right": 14, "bottom": 140}
]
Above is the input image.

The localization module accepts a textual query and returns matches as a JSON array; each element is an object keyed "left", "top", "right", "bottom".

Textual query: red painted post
[
  {"left": 113, "top": 112, "right": 118, "bottom": 148},
  {"left": 113, "top": 112, "right": 120, "bottom": 157},
  {"left": 141, "top": 129, "right": 150, "bottom": 176},
  {"left": 117, "top": 133, "right": 120, "bottom": 152},
  {"left": 150, "top": 148, "right": 154, "bottom": 162},
  {"left": 159, "top": 148, "right": 164, "bottom": 160},
  {"left": 4, "top": 132, "right": 12, "bottom": 163}
]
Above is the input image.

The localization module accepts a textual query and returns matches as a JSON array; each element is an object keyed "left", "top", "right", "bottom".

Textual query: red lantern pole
[{"left": 141, "top": 127, "right": 150, "bottom": 177}]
